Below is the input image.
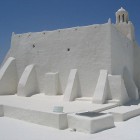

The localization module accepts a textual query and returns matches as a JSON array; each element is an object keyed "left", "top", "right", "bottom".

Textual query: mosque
[{"left": 0, "top": 7, "right": 140, "bottom": 134}]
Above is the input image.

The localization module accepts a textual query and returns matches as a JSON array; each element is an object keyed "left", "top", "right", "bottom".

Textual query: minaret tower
[
  {"left": 116, "top": 7, "right": 129, "bottom": 24},
  {"left": 115, "top": 7, "right": 135, "bottom": 41}
]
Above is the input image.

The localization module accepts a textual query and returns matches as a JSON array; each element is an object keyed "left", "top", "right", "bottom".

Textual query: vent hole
[
  {"left": 33, "top": 44, "right": 35, "bottom": 48},
  {"left": 67, "top": 48, "right": 70, "bottom": 51}
]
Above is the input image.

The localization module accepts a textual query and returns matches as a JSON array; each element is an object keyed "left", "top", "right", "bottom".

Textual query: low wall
[{"left": 1, "top": 105, "right": 68, "bottom": 130}]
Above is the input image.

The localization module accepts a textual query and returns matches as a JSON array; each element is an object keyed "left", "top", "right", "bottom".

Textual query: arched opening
[
  {"left": 122, "top": 14, "right": 125, "bottom": 22},
  {"left": 119, "top": 15, "right": 120, "bottom": 22}
]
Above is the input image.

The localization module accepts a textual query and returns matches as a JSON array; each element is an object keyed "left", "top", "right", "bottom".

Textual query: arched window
[
  {"left": 119, "top": 15, "right": 120, "bottom": 22},
  {"left": 122, "top": 14, "right": 125, "bottom": 22}
]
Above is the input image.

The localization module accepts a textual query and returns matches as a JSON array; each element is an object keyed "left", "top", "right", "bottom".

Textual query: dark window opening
[
  {"left": 67, "top": 48, "right": 70, "bottom": 51},
  {"left": 119, "top": 15, "right": 120, "bottom": 22},
  {"left": 33, "top": 44, "right": 35, "bottom": 48},
  {"left": 122, "top": 14, "right": 125, "bottom": 22}
]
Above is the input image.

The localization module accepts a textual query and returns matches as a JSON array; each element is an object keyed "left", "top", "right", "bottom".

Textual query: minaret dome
[{"left": 116, "top": 7, "right": 129, "bottom": 24}]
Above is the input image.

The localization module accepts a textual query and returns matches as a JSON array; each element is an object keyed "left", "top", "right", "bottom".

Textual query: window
[
  {"left": 119, "top": 15, "right": 120, "bottom": 22},
  {"left": 32, "top": 44, "right": 35, "bottom": 48},
  {"left": 122, "top": 14, "right": 125, "bottom": 22}
]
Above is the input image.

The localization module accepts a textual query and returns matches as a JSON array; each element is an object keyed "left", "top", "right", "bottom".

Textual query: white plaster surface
[
  {"left": 110, "top": 24, "right": 134, "bottom": 77},
  {"left": 0, "top": 94, "right": 118, "bottom": 113},
  {"left": 108, "top": 75, "right": 129, "bottom": 104},
  {"left": 0, "top": 95, "right": 118, "bottom": 131},
  {"left": 44, "top": 72, "right": 62, "bottom": 95},
  {"left": 123, "top": 67, "right": 139, "bottom": 100},
  {"left": 64, "top": 69, "right": 81, "bottom": 101},
  {"left": 1, "top": 115, "right": 140, "bottom": 140},
  {"left": 17, "top": 64, "right": 39, "bottom": 97},
  {"left": 104, "top": 105, "right": 140, "bottom": 121},
  {"left": 2, "top": 22, "right": 136, "bottom": 99},
  {"left": 134, "top": 47, "right": 140, "bottom": 93},
  {"left": 92, "top": 70, "right": 110, "bottom": 104},
  {"left": 68, "top": 113, "right": 114, "bottom": 133},
  {"left": 4, "top": 24, "right": 112, "bottom": 97},
  {"left": 0, "top": 57, "right": 18, "bottom": 95},
  {"left": 3, "top": 105, "right": 68, "bottom": 129}
]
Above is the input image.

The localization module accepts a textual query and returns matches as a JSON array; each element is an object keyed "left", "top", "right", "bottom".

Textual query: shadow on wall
[
  {"left": 63, "top": 69, "right": 82, "bottom": 101},
  {"left": 123, "top": 67, "right": 139, "bottom": 100}
]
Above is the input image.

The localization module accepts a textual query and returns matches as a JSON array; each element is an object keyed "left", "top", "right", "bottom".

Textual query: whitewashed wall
[
  {"left": 134, "top": 47, "right": 140, "bottom": 93},
  {"left": 3, "top": 24, "right": 112, "bottom": 97},
  {"left": 111, "top": 24, "right": 134, "bottom": 77}
]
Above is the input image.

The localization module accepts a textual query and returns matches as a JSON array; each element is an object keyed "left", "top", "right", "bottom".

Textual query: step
[
  {"left": 104, "top": 105, "right": 140, "bottom": 121},
  {"left": 0, "top": 105, "right": 68, "bottom": 130},
  {"left": 75, "top": 97, "right": 92, "bottom": 101}
]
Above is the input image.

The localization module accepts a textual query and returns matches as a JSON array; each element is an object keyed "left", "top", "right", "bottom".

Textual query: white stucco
[
  {"left": 92, "top": 70, "right": 110, "bottom": 104},
  {"left": 134, "top": 47, "right": 140, "bottom": 94},
  {"left": 3, "top": 105, "right": 68, "bottom": 129},
  {"left": 68, "top": 113, "right": 114, "bottom": 133},
  {"left": 3, "top": 19, "right": 137, "bottom": 99},
  {"left": 4, "top": 23, "right": 112, "bottom": 97},
  {"left": 123, "top": 67, "right": 139, "bottom": 100},
  {"left": 64, "top": 69, "right": 81, "bottom": 101},
  {"left": 108, "top": 75, "right": 130, "bottom": 104},
  {"left": 0, "top": 57, "right": 18, "bottom": 95},
  {"left": 0, "top": 105, "right": 4, "bottom": 117},
  {"left": 44, "top": 72, "right": 62, "bottom": 95},
  {"left": 110, "top": 25, "right": 134, "bottom": 76},
  {"left": 17, "top": 64, "right": 39, "bottom": 97},
  {"left": 104, "top": 105, "right": 140, "bottom": 122}
]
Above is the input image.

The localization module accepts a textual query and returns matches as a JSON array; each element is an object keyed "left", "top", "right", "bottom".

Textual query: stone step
[
  {"left": 0, "top": 105, "right": 68, "bottom": 130},
  {"left": 75, "top": 97, "right": 92, "bottom": 101},
  {"left": 103, "top": 105, "right": 140, "bottom": 121}
]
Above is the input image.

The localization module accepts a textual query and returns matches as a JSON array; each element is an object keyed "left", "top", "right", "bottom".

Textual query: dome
[
  {"left": 116, "top": 7, "right": 129, "bottom": 24},
  {"left": 117, "top": 7, "right": 126, "bottom": 12}
]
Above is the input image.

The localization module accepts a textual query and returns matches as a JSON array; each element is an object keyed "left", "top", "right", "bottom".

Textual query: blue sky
[{"left": 0, "top": 0, "right": 140, "bottom": 63}]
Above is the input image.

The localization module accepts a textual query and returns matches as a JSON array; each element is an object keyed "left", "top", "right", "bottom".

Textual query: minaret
[
  {"left": 116, "top": 7, "right": 129, "bottom": 24},
  {"left": 115, "top": 7, "right": 135, "bottom": 41}
]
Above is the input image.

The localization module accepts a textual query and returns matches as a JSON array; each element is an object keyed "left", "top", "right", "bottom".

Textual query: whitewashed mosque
[{"left": 0, "top": 7, "right": 140, "bottom": 134}]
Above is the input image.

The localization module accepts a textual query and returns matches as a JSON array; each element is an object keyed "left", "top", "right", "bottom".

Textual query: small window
[
  {"left": 32, "top": 44, "right": 35, "bottom": 48},
  {"left": 119, "top": 15, "right": 120, "bottom": 22},
  {"left": 67, "top": 48, "right": 70, "bottom": 51},
  {"left": 122, "top": 14, "right": 125, "bottom": 22}
]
